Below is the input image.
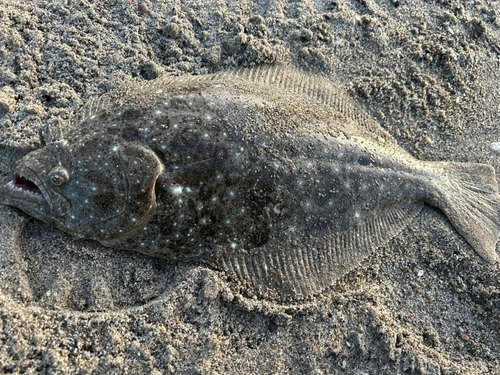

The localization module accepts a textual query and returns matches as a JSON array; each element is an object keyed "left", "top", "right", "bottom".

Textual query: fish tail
[{"left": 432, "top": 162, "right": 500, "bottom": 263}]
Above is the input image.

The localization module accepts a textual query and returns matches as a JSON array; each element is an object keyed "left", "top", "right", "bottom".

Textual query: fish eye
[{"left": 49, "top": 167, "right": 70, "bottom": 186}]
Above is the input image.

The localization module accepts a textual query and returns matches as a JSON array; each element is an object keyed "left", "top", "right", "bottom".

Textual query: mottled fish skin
[{"left": 1, "top": 66, "right": 499, "bottom": 300}]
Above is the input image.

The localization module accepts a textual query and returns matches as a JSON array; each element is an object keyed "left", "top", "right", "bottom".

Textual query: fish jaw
[
  {"left": 0, "top": 167, "right": 53, "bottom": 220},
  {"left": 0, "top": 155, "right": 73, "bottom": 223}
]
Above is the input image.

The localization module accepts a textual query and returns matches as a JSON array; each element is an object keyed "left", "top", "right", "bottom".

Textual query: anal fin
[{"left": 216, "top": 202, "right": 424, "bottom": 301}]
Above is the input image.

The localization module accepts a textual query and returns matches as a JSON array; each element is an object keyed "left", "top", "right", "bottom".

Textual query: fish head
[{"left": 0, "top": 137, "right": 164, "bottom": 243}]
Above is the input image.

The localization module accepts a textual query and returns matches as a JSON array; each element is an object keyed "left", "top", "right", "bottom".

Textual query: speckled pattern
[
  {"left": 1, "top": 0, "right": 500, "bottom": 374},
  {"left": 1, "top": 66, "right": 499, "bottom": 301}
]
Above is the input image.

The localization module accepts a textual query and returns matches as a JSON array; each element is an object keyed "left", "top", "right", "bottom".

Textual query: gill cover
[{"left": 98, "top": 142, "right": 165, "bottom": 243}]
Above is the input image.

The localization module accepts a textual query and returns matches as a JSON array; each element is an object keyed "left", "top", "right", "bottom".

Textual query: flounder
[{"left": 1, "top": 66, "right": 499, "bottom": 300}]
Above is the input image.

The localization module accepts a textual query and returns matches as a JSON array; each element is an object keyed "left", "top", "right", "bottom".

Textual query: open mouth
[
  {"left": 1, "top": 172, "right": 48, "bottom": 206},
  {"left": 13, "top": 174, "right": 44, "bottom": 196}
]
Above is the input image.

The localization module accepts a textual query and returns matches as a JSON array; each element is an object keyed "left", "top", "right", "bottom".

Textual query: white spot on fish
[{"left": 170, "top": 186, "right": 183, "bottom": 195}]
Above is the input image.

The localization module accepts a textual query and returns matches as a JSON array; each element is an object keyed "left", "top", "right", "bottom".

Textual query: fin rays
[
  {"left": 72, "top": 64, "right": 395, "bottom": 146},
  {"left": 217, "top": 202, "right": 424, "bottom": 300},
  {"left": 434, "top": 162, "right": 500, "bottom": 263}
]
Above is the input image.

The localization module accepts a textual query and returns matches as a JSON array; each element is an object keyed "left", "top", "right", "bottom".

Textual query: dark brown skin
[{"left": 1, "top": 66, "right": 499, "bottom": 299}]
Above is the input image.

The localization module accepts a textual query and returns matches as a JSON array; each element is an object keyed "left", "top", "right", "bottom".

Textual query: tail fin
[{"left": 434, "top": 162, "right": 500, "bottom": 263}]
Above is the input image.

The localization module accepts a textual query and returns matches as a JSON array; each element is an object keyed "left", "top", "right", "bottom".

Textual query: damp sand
[{"left": 1, "top": 1, "right": 500, "bottom": 374}]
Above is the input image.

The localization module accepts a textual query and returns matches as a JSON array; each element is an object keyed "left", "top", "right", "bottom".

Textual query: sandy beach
[{"left": 1, "top": 0, "right": 500, "bottom": 373}]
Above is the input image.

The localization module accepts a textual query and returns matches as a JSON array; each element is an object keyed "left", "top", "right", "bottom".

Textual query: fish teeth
[{"left": 7, "top": 179, "right": 46, "bottom": 201}]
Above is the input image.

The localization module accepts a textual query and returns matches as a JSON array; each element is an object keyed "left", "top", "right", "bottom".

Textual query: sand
[{"left": 1, "top": 0, "right": 500, "bottom": 374}]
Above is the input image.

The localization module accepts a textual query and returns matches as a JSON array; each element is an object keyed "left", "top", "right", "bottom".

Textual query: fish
[{"left": 1, "top": 65, "right": 499, "bottom": 300}]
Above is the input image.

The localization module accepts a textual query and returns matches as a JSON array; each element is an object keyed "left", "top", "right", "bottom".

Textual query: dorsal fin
[
  {"left": 70, "top": 92, "right": 112, "bottom": 128},
  {"left": 215, "top": 202, "right": 424, "bottom": 301},
  {"left": 217, "top": 65, "right": 396, "bottom": 146},
  {"left": 72, "top": 65, "right": 396, "bottom": 146}
]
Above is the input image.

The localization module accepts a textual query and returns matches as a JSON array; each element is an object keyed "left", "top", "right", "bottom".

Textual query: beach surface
[{"left": 1, "top": 0, "right": 500, "bottom": 373}]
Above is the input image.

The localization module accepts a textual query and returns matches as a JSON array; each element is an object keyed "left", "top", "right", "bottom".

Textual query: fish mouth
[
  {"left": 0, "top": 168, "right": 50, "bottom": 211},
  {"left": 13, "top": 174, "right": 45, "bottom": 196}
]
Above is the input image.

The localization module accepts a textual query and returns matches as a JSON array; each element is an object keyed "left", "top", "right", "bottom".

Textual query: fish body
[{"left": 1, "top": 66, "right": 499, "bottom": 299}]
